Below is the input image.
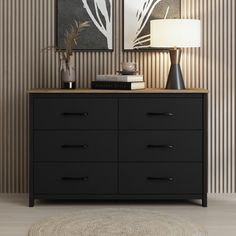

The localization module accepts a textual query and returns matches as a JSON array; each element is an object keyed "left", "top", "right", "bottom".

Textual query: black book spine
[{"left": 91, "top": 81, "right": 132, "bottom": 90}]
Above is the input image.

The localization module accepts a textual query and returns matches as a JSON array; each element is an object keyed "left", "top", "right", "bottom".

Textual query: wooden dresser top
[{"left": 28, "top": 88, "right": 208, "bottom": 94}]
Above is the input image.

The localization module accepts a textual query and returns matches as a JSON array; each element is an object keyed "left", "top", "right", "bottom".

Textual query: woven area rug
[{"left": 28, "top": 208, "right": 208, "bottom": 236}]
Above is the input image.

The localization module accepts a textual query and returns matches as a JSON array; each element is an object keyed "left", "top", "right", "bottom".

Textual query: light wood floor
[{"left": 0, "top": 194, "right": 236, "bottom": 236}]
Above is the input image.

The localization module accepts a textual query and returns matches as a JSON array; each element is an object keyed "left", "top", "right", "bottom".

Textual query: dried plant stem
[{"left": 42, "top": 20, "right": 90, "bottom": 70}]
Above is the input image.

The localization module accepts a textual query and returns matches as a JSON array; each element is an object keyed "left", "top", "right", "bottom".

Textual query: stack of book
[{"left": 91, "top": 74, "right": 145, "bottom": 90}]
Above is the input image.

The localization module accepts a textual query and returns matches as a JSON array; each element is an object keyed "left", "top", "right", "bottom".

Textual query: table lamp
[{"left": 150, "top": 19, "right": 201, "bottom": 89}]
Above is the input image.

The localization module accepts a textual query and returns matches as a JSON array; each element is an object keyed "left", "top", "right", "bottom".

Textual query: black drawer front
[
  {"left": 119, "top": 131, "right": 202, "bottom": 162},
  {"left": 34, "top": 98, "right": 117, "bottom": 129},
  {"left": 34, "top": 131, "right": 117, "bottom": 162},
  {"left": 34, "top": 163, "right": 117, "bottom": 194},
  {"left": 119, "top": 163, "right": 202, "bottom": 194},
  {"left": 119, "top": 98, "right": 202, "bottom": 130}
]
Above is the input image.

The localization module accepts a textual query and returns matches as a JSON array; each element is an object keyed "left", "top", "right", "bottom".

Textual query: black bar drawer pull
[
  {"left": 61, "top": 177, "right": 89, "bottom": 182},
  {"left": 61, "top": 144, "right": 88, "bottom": 149},
  {"left": 147, "top": 145, "right": 174, "bottom": 149},
  {"left": 147, "top": 177, "right": 174, "bottom": 182},
  {"left": 147, "top": 112, "right": 174, "bottom": 116},
  {"left": 62, "top": 112, "right": 88, "bottom": 116}
]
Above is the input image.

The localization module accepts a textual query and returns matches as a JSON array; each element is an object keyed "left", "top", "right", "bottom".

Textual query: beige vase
[{"left": 60, "top": 59, "right": 76, "bottom": 89}]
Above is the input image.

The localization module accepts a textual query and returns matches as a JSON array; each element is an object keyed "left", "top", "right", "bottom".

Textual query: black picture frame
[
  {"left": 55, "top": 0, "right": 114, "bottom": 51},
  {"left": 122, "top": 0, "right": 181, "bottom": 52}
]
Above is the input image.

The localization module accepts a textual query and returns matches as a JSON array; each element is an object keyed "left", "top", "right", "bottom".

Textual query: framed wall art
[
  {"left": 123, "top": 0, "right": 181, "bottom": 50},
  {"left": 56, "top": 0, "right": 114, "bottom": 50}
]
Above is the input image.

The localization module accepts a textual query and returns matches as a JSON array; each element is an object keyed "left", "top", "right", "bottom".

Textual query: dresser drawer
[
  {"left": 34, "top": 98, "right": 117, "bottom": 129},
  {"left": 119, "top": 131, "right": 202, "bottom": 162},
  {"left": 119, "top": 163, "right": 202, "bottom": 194},
  {"left": 34, "top": 131, "right": 117, "bottom": 162},
  {"left": 119, "top": 98, "right": 202, "bottom": 130},
  {"left": 34, "top": 163, "right": 117, "bottom": 194}
]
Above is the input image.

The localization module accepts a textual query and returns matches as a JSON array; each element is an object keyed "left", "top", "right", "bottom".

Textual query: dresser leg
[
  {"left": 29, "top": 196, "right": 34, "bottom": 207},
  {"left": 202, "top": 195, "right": 207, "bottom": 207}
]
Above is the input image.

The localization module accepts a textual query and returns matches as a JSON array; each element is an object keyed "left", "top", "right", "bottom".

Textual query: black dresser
[{"left": 29, "top": 89, "right": 208, "bottom": 207}]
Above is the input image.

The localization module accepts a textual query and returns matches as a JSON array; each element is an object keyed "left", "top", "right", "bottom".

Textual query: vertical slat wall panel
[
  {"left": 0, "top": 0, "right": 3, "bottom": 192},
  {"left": 0, "top": 0, "right": 235, "bottom": 193}
]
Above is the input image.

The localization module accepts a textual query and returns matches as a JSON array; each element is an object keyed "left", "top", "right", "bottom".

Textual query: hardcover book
[
  {"left": 91, "top": 81, "right": 145, "bottom": 90},
  {"left": 96, "top": 75, "right": 143, "bottom": 82}
]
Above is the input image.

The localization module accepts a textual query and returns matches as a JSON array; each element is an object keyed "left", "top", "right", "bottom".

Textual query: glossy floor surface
[{"left": 0, "top": 194, "right": 235, "bottom": 236}]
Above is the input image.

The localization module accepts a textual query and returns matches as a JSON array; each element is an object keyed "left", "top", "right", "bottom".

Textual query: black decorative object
[{"left": 56, "top": 0, "right": 113, "bottom": 50}]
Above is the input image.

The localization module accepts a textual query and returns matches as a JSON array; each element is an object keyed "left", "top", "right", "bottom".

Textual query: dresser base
[{"left": 29, "top": 194, "right": 207, "bottom": 207}]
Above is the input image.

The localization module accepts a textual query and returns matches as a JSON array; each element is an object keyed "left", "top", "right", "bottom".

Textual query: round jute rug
[{"left": 28, "top": 208, "right": 207, "bottom": 236}]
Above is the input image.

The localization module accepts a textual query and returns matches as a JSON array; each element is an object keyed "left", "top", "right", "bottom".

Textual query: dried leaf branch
[
  {"left": 42, "top": 20, "right": 90, "bottom": 70},
  {"left": 64, "top": 20, "right": 90, "bottom": 63}
]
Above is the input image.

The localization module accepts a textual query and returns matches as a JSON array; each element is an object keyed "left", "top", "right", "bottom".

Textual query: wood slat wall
[{"left": 0, "top": 0, "right": 235, "bottom": 193}]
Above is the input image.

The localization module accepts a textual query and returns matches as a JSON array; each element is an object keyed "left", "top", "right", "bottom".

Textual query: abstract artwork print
[
  {"left": 57, "top": 0, "right": 113, "bottom": 50},
  {"left": 123, "top": 0, "right": 180, "bottom": 50}
]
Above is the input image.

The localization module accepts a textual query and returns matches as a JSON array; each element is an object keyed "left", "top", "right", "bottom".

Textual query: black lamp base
[
  {"left": 166, "top": 64, "right": 185, "bottom": 89},
  {"left": 165, "top": 48, "right": 185, "bottom": 90}
]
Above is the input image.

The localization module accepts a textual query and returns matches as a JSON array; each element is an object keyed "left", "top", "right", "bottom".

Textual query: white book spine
[{"left": 96, "top": 75, "right": 143, "bottom": 82}]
